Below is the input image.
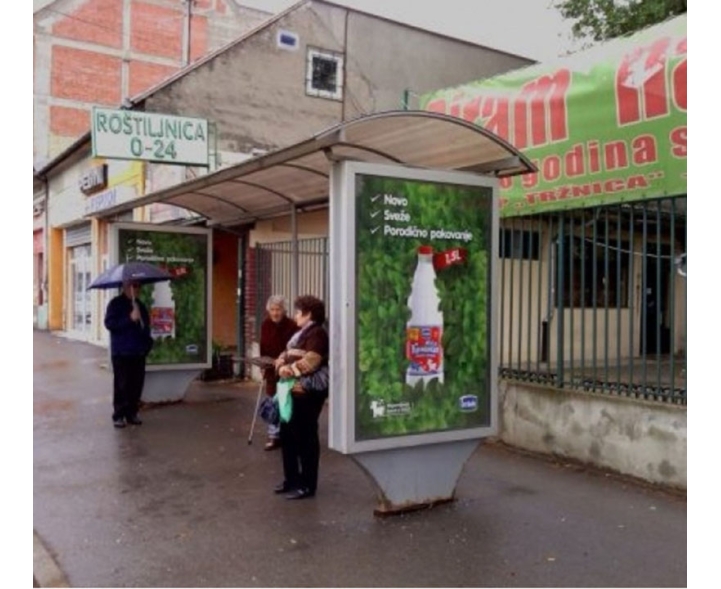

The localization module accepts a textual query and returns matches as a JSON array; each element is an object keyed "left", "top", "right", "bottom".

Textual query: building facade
[
  {"left": 34, "top": 0, "right": 271, "bottom": 165},
  {"left": 35, "top": 0, "right": 534, "bottom": 352}
]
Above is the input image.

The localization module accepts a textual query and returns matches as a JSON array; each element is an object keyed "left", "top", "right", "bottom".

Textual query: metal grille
[
  {"left": 254, "top": 237, "right": 329, "bottom": 334},
  {"left": 499, "top": 196, "right": 687, "bottom": 404}
]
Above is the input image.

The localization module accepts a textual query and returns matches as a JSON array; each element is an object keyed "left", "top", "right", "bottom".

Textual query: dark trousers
[
  {"left": 111, "top": 355, "right": 146, "bottom": 421},
  {"left": 280, "top": 390, "right": 327, "bottom": 493}
]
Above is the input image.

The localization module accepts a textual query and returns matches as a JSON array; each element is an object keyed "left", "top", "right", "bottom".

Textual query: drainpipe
[
  {"left": 42, "top": 175, "right": 50, "bottom": 327},
  {"left": 182, "top": 0, "right": 193, "bottom": 66}
]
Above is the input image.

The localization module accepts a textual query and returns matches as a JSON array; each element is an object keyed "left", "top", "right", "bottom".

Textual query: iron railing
[
  {"left": 498, "top": 196, "right": 687, "bottom": 405},
  {"left": 254, "top": 237, "right": 329, "bottom": 335}
]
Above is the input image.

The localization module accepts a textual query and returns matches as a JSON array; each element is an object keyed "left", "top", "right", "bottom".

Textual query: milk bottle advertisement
[
  {"left": 116, "top": 224, "right": 211, "bottom": 367},
  {"left": 355, "top": 174, "right": 492, "bottom": 441}
]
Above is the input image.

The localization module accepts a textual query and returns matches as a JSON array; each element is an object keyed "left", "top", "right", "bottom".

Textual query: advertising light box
[
  {"left": 330, "top": 162, "right": 499, "bottom": 453},
  {"left": 112, "top": 223, "right": 212, "bottom": 370}
]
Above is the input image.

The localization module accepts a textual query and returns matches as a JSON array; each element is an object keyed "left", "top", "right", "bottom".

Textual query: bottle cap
[{"left": 418, "top": 245, "right": 433, "bottom": 255}]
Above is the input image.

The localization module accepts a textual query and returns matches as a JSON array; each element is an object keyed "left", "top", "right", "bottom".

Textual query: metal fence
[
  {"left": 498, "top": 196, "right": 687, "bottom": 405},
  {"left": 251, "top": 197, "right": 687, "bottom": 405},
  {"left": 254, "top": 237, "right": 329, "bottom": 333}
]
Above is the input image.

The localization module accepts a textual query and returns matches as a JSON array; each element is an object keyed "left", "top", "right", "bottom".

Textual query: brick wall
[
  {"left": 35, "top": 0, "right": 271, "bottom": 163},
  {"left": 51, "top": 0, "right": 123, "bottom": 49},
  {"left": 51, "top": 46, "right": 122, "bottom": 105},
  {"left": 130, "top": 1, "right": 183, "bottom": 60},
  {"left": 128, "top": 61, "right": 177, "bottom": 98}
]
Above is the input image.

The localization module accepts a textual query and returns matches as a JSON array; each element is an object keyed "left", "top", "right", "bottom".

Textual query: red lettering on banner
[
  {"left": 425, "top": 98, "right": 446, "bottom": 113},
  {"left": 480, "top": 97, "right": 510, "bottom": 140},
  {"left": 673, "top": 37, "right": 687, "bottom": 111},
  {"left": 616, "top": 37, "right": 671, "bottom": 125},
  {"left": 572, "top": 184, "right": 591, "bottom": 198},
  {"left": 522, "top": 159, "right": 540, "bottom": 188},
  {"left": 462, "top": 96, "right": 482, "bottom": 122},
  {"left": 565, "top": 144, "right": 585, "bottom": 177},
  {"left": 670, "top": 126, "right": 687, "bottom": 158},
  {"left": 514, "top": 69, "right": 571, "bottom": 148},
  {"left": 627, "top": 175, "right": 649, "bottom": 189},
  {"left": 539, "top": 191, "right": 556, "bottom": 202},
  {"left": 588, "top": 141, "right": 601, "bottom": 174},
  {"left": 604, "top": 141, "right": 629, "bottom": 170},
  {"left": 604, "top": 179, "right": 625, "bottom": 192},
  {"left": 499, "top": 176, "right": 513, "bottom": 189},
  {"left": 557, "top": 186, "right": 571, "bottom": 200},
  {"left": 449, "top": 101, "right": 462, "bottom": 118},
  {"left": 631, "top": 135, "right": 658, "bottom": 165},
  {"left": 543, "top": 155, "right": 561, "bottom": 182}
]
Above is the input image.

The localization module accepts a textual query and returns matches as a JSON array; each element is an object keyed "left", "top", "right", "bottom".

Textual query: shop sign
[
  {"left": 92, "top": 107, "right": 209, "bottom": 166},
  {"left": 79, "top": 164, "right": 108, "bottom": 195},
  {"left": 421, "top": 14, "right": 686, "bottom": 217},
  {"left": 84, "top": 185, "right": 137, "bottom": 215}
]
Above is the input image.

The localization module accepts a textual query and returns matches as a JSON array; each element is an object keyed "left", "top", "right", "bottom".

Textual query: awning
[{"left": 94, "top": 110, "right": 535, "bottom": 227}]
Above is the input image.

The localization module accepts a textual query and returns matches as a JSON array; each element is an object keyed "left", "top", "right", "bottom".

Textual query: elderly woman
[
  {"left": 274, "top": 295, "right": 329, "bottom": 500},
  {"left": 259, "top": 295, "right": 298, "bottom": 450}
]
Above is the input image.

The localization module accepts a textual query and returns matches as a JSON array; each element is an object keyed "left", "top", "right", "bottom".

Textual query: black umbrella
[
  {"left": 88, "top": 262, "right": 174, "bottom": 329},
  {"left": 87, "top": 261, "right": 173, "bottom": 290}
]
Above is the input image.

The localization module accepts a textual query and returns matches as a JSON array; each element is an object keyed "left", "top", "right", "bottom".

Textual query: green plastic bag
[{"left": 275, "top": 378, "right": 296, "bottom": 423}]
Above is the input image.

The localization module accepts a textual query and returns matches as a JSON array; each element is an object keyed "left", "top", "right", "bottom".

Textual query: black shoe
[
  {"left": 113, "top": 418, "right": 126, "bottom": 428},
  {"left": 274, "top": 482, "right": 295, "bottom": 494},
  {"left": 127, "top": 415, "right": 143, "bottom": 426},
  {"left": 286, "top": 487, "right": 315, "bottom": 500}
]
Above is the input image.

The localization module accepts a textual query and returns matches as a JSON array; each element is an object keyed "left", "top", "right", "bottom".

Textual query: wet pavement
[{"left": 34, "top": 330, "right": 686, "bottom": 587}]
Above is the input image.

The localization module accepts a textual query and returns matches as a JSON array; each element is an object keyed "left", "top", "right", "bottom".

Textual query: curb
[{"left": 33, "top": 531, "right": 70, "bottom": 588}]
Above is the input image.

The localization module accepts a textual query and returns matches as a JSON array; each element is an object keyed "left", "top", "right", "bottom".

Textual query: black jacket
[{"left": 104, "top": 294, "right": 153, "bottom": 357}]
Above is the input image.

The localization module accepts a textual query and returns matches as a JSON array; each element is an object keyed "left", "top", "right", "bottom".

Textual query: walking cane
[{"left": 247, "top": 377, "right": 265, "bottom": 445}]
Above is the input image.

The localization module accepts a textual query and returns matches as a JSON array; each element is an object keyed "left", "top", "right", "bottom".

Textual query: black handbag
[
  {"left": 300, "top": 364, "right": 329, "bottom": 393},
  {"left": 258, "top": 396, "right": 279, "bottom": 426}
]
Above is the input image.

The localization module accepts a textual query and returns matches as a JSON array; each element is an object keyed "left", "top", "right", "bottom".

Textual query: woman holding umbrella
[{"left": 104, "top": 280, "right": 154, "bottom": 428}]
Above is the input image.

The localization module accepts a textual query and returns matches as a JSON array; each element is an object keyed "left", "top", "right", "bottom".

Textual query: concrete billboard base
[
  {"left": 352, "top": 439, "right": 480, "bottom": 516},
  {"left": 142, "top": 369, "right": 201, "bottom": 404}
]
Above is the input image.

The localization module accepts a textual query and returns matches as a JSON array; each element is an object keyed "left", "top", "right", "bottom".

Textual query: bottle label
[
  {"left": 151, "top": 307, "right": 175, "bottom": 337},
  {"left": 406, "top": 325, "right": 442, "bottom": 376}
]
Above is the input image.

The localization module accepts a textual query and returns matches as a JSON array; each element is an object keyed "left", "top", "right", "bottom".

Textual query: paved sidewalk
[{"left": 34, "top": 331, "right": 686, "bottom": 587}]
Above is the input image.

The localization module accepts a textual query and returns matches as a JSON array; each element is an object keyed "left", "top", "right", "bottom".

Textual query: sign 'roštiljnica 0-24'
[{"left": 91, "top": 107, "right": 209, "bottom": 166}]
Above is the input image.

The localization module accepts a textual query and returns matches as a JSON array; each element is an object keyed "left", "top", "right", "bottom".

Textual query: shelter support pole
[{"left": 291, "top": 204, "right": 299, "bottom": 304}]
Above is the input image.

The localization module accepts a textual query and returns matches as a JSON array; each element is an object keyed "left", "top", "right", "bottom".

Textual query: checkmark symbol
[
  {"left": 370, "top": 226, "right": 381, "bottom": 234},
  {"left": 370, "top": 209, "right": 382, "bottom": 218},
  {"left": 371, "top": 194, "right": 382, "bottom": 203}
]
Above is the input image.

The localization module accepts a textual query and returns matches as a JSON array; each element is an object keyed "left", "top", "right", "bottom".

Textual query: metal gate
[{"left": 254, "top": 237, "right": 329, "bottom": 332}]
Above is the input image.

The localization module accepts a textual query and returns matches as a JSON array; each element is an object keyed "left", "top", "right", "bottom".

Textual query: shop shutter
[{"left": 65, "top": 223, "right": 91, "bottom": 247}]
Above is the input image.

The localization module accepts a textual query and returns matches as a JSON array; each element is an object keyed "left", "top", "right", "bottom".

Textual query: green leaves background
[
  {"left": 355, "top": 176, "right": 492, "bottom": 440},
  {"left": 119, "top": 229, "right": 209, "bottom": 365}
]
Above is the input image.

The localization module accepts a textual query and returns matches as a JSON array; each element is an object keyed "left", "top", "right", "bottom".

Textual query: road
[{"left": 34, "top": 330, "right": 686, "bottom": 587}]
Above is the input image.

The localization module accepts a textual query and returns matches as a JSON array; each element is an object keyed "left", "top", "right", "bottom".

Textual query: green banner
[
  {"left": 355, "top": 174, "right": 493, "bottom": 441},
  {"left": 421, "top": 15, "right": 686, "bottom": 217},
  {"left": 117, "top": 226, "right": 210, "bottom": 367}
]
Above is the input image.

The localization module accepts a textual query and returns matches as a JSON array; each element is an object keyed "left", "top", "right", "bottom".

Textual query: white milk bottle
[
  {"left": 150, "top": 281, "right": 176, "bottom": 339},
  {"left": 405, "top": 245, "right": 444, "bottom": 386}
]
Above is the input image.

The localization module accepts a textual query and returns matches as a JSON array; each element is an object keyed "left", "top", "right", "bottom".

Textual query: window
[
  {"left": 499, "top": 229, "right": 540, "bottom": 260},
  {"left": 306, "top": 48, "right": 344, "bottom": 100},
  {"left": 556, "top": 235, "right": 631, "bottom": 308}
]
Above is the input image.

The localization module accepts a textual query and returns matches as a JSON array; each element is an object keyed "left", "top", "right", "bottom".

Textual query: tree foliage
[{"left": 555, "top": 0, "right": 687, "bottom": 42}]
